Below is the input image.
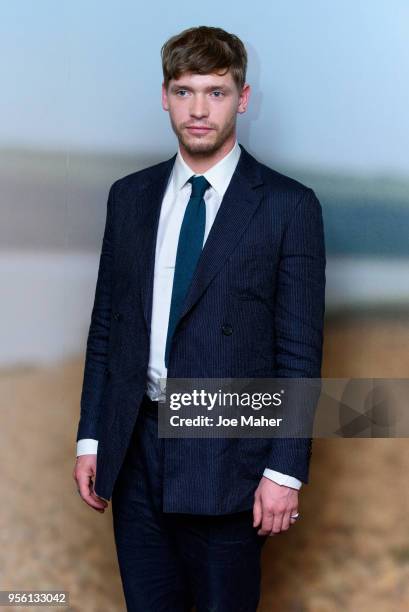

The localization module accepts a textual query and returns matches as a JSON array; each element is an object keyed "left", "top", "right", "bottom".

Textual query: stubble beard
[{"left": 170, "top": 115, "right": 236, "bottom": 158}]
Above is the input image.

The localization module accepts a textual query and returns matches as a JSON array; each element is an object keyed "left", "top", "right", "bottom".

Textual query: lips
[{"left": 186, "top": 126, "right": 213, "bottom": 133}]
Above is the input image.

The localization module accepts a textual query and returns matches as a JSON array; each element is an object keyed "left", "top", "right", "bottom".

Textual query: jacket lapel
[
  {"left": 137, "top": 155, "right": 176, "bottom": 330},
  {"left": 178, "top": 144, "right": 264, "bottom": 322},
  {"left": 138, "top": 144, "right": 264, "bottom": 332}
]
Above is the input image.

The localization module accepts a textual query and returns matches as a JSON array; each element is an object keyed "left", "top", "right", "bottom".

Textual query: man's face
[{"left": 162, "top": 69, "right": 250, "bottom": 157}]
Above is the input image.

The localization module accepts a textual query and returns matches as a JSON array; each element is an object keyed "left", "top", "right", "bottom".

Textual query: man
[{"left": 73, "top": 25, "right": 325, "bottom": 612}]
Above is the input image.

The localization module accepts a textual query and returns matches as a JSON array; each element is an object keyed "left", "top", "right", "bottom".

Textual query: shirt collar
[{"left": 172, "top": 140, "right": 241, "bottom": 199}]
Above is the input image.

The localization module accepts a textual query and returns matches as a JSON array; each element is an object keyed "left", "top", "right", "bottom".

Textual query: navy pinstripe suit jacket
[{"left": 76, "top": 143, "right": 326, "bottom": 514}]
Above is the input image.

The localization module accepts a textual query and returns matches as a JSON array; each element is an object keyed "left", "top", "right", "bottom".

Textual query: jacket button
[
  {"left": 222, "top": 324, "right": 233, "bottom": 336},
  {"left": 113, "top": 311, "right": 122, "bottom": 321}
]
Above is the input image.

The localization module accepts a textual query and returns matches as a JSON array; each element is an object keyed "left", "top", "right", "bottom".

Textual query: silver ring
[{"left": 290, "top": 512, "right": 300, "bottom": 519}]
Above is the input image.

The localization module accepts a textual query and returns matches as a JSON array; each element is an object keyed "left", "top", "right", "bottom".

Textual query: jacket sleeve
[
  {"left": 267, "top": 187, "right": 326, "bottom": 483},
  {"left": 76, "top": 182, "right": 117, "bottom": 441}
]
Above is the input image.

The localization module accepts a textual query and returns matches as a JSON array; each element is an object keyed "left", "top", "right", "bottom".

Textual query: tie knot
[{"left": 188, "top": 175, "right": 210, "bottom": 199}]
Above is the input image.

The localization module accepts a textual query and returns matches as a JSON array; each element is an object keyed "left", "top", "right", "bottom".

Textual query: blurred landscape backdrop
[
  {"left": 1, "top": 148, "right": 409, "bottom": 366},
  {"left": 1, "top": 1, "right": 409, "bottom": 611}
]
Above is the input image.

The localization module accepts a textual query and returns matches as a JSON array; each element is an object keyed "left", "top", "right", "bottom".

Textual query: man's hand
[
  {"left": 73, "top": 455, "right": 108, "bottom": 513},
  {"left": 253, "top": 476, "right": 299, "bottom": 536}
]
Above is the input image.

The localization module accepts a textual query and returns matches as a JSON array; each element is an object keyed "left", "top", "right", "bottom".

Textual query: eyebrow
[{"left": 169, "top": 84, "right": 232, "bottom": 93}]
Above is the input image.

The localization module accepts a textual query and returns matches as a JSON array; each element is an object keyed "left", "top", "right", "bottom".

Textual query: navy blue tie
[{"left": 164, "top": 175, "right": 210, "bottom": 368}]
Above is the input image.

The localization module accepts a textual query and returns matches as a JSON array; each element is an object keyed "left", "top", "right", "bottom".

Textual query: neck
[{"left": 179, "top": 133, "right": 237, "bottom": 174}]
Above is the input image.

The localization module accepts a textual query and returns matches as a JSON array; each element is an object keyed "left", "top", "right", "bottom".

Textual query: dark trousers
[{"left": 111, "top": 393, "right": 267, "bottom": 612}]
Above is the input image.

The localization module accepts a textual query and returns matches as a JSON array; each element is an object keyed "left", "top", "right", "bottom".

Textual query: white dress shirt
[{"left": 77, "top": 140, "right": 302, "bottom": 491}]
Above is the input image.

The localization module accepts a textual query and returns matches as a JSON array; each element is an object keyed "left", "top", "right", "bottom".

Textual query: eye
[
  {"left": 211, "top": 90, "right": 224, "bottom": 98},
  {"left": 176, "top": 89, "right": 189, "bottom": 97}
]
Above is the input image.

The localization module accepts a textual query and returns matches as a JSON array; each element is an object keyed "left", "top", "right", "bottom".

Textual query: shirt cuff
[
  {"left": 263, "top": 468, "right": 302, "bottom": 490},
  {"left": 76, "top": 438, "right": 98, "bottom": 456}
]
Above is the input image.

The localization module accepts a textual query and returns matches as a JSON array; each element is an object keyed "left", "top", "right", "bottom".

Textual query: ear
[
  {"left": 237, "top": 83, "right": 251, "bottom": 114},
  {"left": 162, "top": 82, "right": 169, "bottom": 111}
]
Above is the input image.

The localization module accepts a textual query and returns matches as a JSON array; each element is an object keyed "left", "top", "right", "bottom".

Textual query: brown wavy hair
[{"left": 161, "top": 26, "right": 247, "bottom": 91}]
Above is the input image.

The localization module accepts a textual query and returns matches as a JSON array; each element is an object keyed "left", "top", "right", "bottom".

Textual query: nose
[{"left": 189, "top": 94, "right": 209, "bottom": 119}]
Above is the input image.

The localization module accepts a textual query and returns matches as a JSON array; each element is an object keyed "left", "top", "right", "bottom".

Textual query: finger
[
  {"left": 258, "top": 507, "right": 274, "bottom": 536},
  {"left": 90, "top": 490, "right": 108, "bottom": 506},
  {"left": 82, "top": 488, "right": 106, "bottom": 511},
  {"left": 253, "top": 495, "right": 262, "bottom": 528},
  {"left": 281, "top": 509, "right": 291, "bottom": 531},
  {"left": 90, "top": 483, "right": 108, "bottom": 508},
  {"left": 290, "top": 507, "right": 299, "bottom": 525},
  {"left": 271, "top": 510, "right": 284, "bottom": 534},
  {"left": 78, "top": 474, "right": 106, "bottom": 511}
]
